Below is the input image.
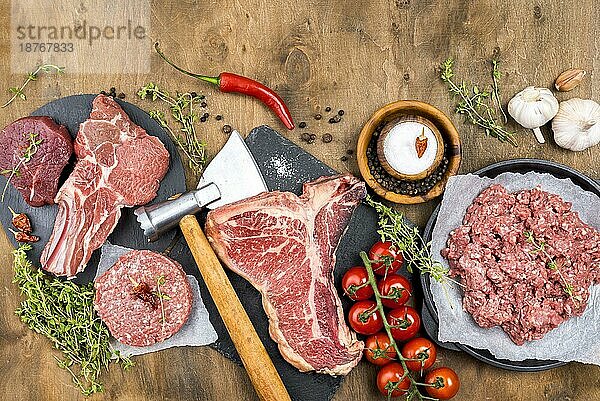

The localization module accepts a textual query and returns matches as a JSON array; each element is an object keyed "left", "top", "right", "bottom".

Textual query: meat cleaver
[{"left": 134, "top": 131, "right": 291, "bottom": 401}]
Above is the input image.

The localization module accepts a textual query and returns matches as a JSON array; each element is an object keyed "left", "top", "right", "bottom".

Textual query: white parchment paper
[
  {"left": 95, "top": 242, "right": 218, "bottom": 357},
  {"left": 430, "top": 172, "right": 600, "bottom": 365}
]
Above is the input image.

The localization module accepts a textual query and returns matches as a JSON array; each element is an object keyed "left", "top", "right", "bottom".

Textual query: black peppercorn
[
  {"left": 117, "top": 92, "right": 126, "bottom": 99},
  {"left": 190, "top": 92, "right": 198, "bottom": 98},
  {"left": 325, "top": 106, "right": 332, "bottom": 112},
  {"left": 201, "top": 102, "right": 207, "bottom": 108},
  {"left": 199, "top": 94, "right": 205, "bottom": 100},
  {"left": 333, "top": 115, "right": 341, "bottom": 123},
  {"left": 299, "top": 121, "right": 307, "bottom": 129},
  {"left": 346, "top": 149, "right": 354, "bottom": 155},
  {"left": 216, "top": 115, "right": 223, "bottom": 121},
  {"left": 309, "top": 133, "right": 317, "bottom": 141},
  {"left": 340, "top": 155, "right": 348, "bottom": 161},
  {"left": 222, "top": 124, "right": 232, "bottom": 134},
  {"left": 315, "top": 114, "right": 322, "bottom": 120},
  {"left": 328, "top": 117, "right": 335, "bottom": 124},
  {"left": 322, "top": 133, "right": 333, "bottom": 143},
  {"left": 200, "top": 117, "right": 207, "bottom": 123},
  {"left": 100, "top": 90, "right": 107, "bottom": 95},
  {"left": 301, "top": 132, "right": 311, "bottom": 142},
  {"left": 338, "top": 109, "right": 344, "bottom": 116}
]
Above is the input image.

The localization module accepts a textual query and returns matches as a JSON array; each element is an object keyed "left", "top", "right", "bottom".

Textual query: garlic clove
[
  {"left": 508, "top": 86, "right": 559, "bottom": 144},
  {"left": 552, "top": 98, "right": 600, "bottom": 151}
]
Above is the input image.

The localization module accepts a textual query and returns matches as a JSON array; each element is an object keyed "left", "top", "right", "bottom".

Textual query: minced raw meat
[{"left": 441, "top": 184, "right": 600, "bottom": 345}]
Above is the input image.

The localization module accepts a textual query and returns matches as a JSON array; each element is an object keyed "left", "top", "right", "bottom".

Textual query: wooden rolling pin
[{"left": 179, "top": 215, "right": 291, "bottom": 401}]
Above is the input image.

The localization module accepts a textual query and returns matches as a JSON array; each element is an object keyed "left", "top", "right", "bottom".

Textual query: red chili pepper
[
  {"left": 154, "top": 43, "right": 295, "bottom": 130},
  {"left": 9, "top": 228, "right": 39, "bottom": 243}
]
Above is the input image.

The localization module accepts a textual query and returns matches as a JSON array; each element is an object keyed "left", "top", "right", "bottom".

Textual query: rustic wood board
[{"left": 1, "top": 1, "right": 600, "bottom": 400}]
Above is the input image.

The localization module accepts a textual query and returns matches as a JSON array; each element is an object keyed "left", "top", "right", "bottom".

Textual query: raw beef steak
[
  {"left": 41, "top": 95, "right": 169, "bottom": 277},
  {"left": 0, "top": 116, "right": 72, "bottom": 206},
  {"left": 206, "top": 174, "right": 366, "bottom": 375},
  {"left": 94, "top": 250, "right": 193, "bottom": 347}
]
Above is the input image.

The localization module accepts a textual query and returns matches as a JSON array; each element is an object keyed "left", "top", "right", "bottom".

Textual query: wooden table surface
[{"left": 1, "top": 1, "right": 599, "bottom": 400}]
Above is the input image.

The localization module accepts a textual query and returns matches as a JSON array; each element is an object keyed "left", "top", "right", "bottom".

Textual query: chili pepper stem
[{"left": 154, "top": 43, "right": 220, "bottom": 86}]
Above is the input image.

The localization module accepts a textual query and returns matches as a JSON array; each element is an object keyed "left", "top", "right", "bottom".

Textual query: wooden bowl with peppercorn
[{"left": 357, "top": 100, "right": 461, "bottom": 204}]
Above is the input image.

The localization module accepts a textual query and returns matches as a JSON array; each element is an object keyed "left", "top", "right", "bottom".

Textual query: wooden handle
[{"left": 179, "top": 215, "right": 291, "bottom": 401}]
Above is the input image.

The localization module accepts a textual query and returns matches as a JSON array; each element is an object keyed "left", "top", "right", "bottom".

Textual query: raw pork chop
[
  {"left": 41, "top": 95, "right": 169, "bottom": 277},
  {"left": 205, "top": 174, "right": 366, "bottom": 375},
  {"left": 0, "top": 116, "right": 72, "bottom": 206}
]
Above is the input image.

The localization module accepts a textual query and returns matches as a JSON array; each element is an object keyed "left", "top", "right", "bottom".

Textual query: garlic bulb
[
  {"left": 552, "top": 98, "right": 600, "bottom": 151},
  {"left": 508, "top": 86, "right": 559, "bottom": 144}
]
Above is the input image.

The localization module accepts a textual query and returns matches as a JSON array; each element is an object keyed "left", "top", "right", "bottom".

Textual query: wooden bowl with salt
[{"left": 357, "top": 100, "right": 461, "bottom": 204}]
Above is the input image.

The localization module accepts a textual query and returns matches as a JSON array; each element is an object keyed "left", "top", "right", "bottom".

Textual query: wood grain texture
[{"left": 1, "top": 0, "right": 599, "bottom": 400}]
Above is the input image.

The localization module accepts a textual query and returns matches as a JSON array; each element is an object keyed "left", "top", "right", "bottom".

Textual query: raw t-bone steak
[
  {"left": 205, "top": 174, "right": 366, "bottom": 375},
  {"left": 41, "top": 95, "right": 169, "bottom": 277}
]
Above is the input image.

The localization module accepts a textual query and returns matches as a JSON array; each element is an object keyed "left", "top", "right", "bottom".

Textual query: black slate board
[
  {"left": 166, "top": 125, "right": 420, "bottom": 401},
  {"left": 0, "top": 94, "right": 186, "bottom": 283}
]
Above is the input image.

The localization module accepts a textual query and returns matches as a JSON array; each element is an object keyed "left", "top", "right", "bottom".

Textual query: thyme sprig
[
  {"left": 138, "top": 82, "right": 207, "bottom": 176},
  {"left": 2, "top": 64, "right": 65, "bottom": 108},
  {"left": 440, "top": 58, "right": 517, "bottom": 146},
  {"left": 155, "top": 275, "right": 171, "bottom": 327},
  {"left": 490, "top": 58, "right": 508, "bottom": 124},
  {"left": 12, "top": 244, "right": 133, "bottom": 395},
  {"left": 523, "top": 231, "right": 581, "bottom": 304},
  {"left": 1, "top": 132, "right": 43, "bottom": 201},
  {"left": 366, "top": 196, "right": 455, "bottom": 285},
  {"left": 360, "top": 252, "right": 438, "bottom": 401}
]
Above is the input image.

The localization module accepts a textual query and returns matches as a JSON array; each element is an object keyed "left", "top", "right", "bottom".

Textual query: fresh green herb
[
  {"left": 360, "top": 252, "right": 438, "bottom": 401},
  {"left": 154, "top": 275, "right": 171, "bottom": 327},
  {"left": 138, "top": 82, "right": 207, "bottom": 176},
  {"left": 366, "top": 195, "right": 455, "bottom": 285},
  {"left": 12, "top": 244, "right": 133, "bottom": 395},
  {"left": 490, "top": 58, "right": 508, "bottom": 124},
  {"left": 1, "top": 132, "right": 44, "bottom": 202},
  {"left": 440, "top": 58, "right": 517, "bottom": 146},
  {"left": 2, "top": 64, "right": 65, "bottom": 108},
  {"left": 523, "top": 231, "right": 582, "bottom": 304}
]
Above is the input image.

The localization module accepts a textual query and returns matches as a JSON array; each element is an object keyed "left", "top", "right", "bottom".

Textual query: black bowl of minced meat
[{"left": 420, "top": 159, "right": 600, "bottom": 372}]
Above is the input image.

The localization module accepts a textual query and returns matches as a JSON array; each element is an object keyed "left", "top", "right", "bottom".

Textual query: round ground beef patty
[{"left": 94, "top": 250, "right": 193, "bottom": 347}]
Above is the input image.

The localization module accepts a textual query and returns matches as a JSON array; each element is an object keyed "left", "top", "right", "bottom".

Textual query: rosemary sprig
[
  {"left": 12, "top": 244, "right": 133, "bottom": 395},
  {"left": 360, "top": 252, "right": 438, "bottom": 401},
  {"left": 2, "top": 64, "right": 65, "bottom": 108},
  {"left": 138, "top": 82, "right": 207, "bottom": 176},
  {"left": 1, "top": 132, "right": 43, "bottom": 201},
  {"left": 490, "top": 58, "right": 508, "bottom": 124},
  {"left": 523, "top": 231, "right": 581, "bottom": 304},
  {"left": 440, "top": 58, "right": 517, "bottom": 146}
]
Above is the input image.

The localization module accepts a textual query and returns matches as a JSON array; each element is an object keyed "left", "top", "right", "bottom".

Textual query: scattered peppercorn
[
  {"left": 340, "top": 155, "right": 348, "bottom": 161},
  {"left": 315, "top": 114, "right": 322, "bottom": 120},
  {"left": 201, "top": 102, "right": 208, "bottom": 108},
  {"left": 325, "top": 106, "right": 332, "bottom": 112},
  {"left": 222, "top": 124, "right": 232, "bottom": 134},
  {"left": 346, "top": 149, "right": 354, "bottom": 155},
  {"left": 100, "top": 90, "right": 107, "bottom": 95},
  {"left": 322, "top": 133, "right": 333, "bottom": 143},
  {"left": 301, "top": 132, "right": 311, "bottom": 142},
  {"left": 216, "top": 115, "right": 223, "bottom": 121},
  {"left": 309, "top": 133, "right": 317, "bottom": 141},
  {"left": 190, "top": 92, "right": 198, "bottom": 98},
  {"left": 199, "top": 94, "right": 205, "bottom": 100},
  {"left": 203, "top": 112, "right": 209, "bottom": 119},
  {"left": 328, "top": 117, "right": 335, "bottom": 123},
  {"left": 338, "top": 109, "right": 345, "bottom": 116},
  {"left": 200, "top": 117, "right": 207, "bottom": 123},
  {"left": 117, "top": 92, "right": 126, "bottom": 99},
  {"left": 299, "top": 121, "right": 307, "bottom": 129}
]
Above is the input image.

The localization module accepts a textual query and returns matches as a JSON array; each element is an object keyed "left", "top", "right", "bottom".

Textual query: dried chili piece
[
  {"left": 9, "top": 228, "right": 39, "bottom": 243},
  {"left": 415, "top": 128, "right": 428, "bottom": 158},
  {"left": 131, "top": 282, "right": 159, "bottom": 309},
  {"left": 154, "top": 43, "right": 295, "bottom": 130},
  {"left": 9, "top": 207, "right": 33, "bottom": 233}
]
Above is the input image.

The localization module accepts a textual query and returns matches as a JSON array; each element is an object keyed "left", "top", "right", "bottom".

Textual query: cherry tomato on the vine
[
  {"left": 347, "top": 300, "right": 383, "bottom": 335},
  {"left": 401, "top": 337, "right": 437, "bottom": 372},
  {"left": 377, "top": 274, "right": 412, "bottom": 309},
  {"left": 388, "top": 305, "right": 421, "bottom": 342},
  {"left": 341, "top": 266, "right": 374, "bottom": 301},
  {"left": 424, "top": 367, "right": 460, "bottom": 400},
  {"left": 376, "top": 362, "right": 411, "bottom": 397},
  {"left": 369, "top": 241, "right": 404, "bottom": 276},
  {"left": 363, "top": 332, "right": 396, "bottom": 366}
]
